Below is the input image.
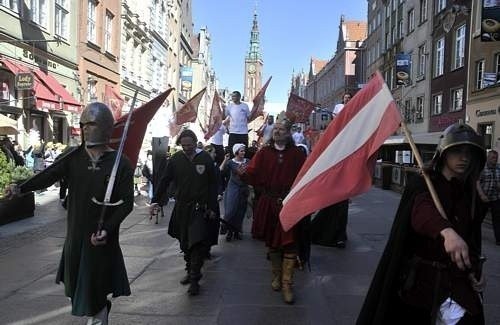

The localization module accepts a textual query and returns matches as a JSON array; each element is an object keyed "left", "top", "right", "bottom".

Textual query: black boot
[
  {"left": 180, "top": 274, "right": 190, "bottom": 285},
  {"left": 187, "top": 280, "right": 200, "bottom": 296},
  {"left": 226, "top": 231, "right": 233, "bottom": 242}
]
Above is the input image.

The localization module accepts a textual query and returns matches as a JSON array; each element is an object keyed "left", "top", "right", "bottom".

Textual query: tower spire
[{"left": 247, "top": 4, "right": 261, "bottom": 61}]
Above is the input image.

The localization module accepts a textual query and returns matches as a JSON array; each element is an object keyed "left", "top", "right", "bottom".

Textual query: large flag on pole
[
  {"left": 204, "top": 91, "right": 223, "bottom": 140},
  {"left": 175, "top": 87, "right": 207, "bottom": 125},
  {"left": 104, "top": 84, "right": 125, "bottom": 121},
  {"left": 110, "top": 88, "right": 174, "bottom": 166},
  {"left": 249, "top": 76, "right": 272, "bottom": 122},
  {"left": 285, "top": 93, "right": 316, "bottom": 123},
  {"left": 279, "top": 72, "right": 402, "bottom": 231}
]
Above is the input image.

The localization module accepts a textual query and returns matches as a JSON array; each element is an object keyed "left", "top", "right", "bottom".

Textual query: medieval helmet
[
  {"left": 431, "top": 122, "right": 486, "bottom": 170},
  {"left": 79, "top": 102, "right": 115, "bottom": 147}
]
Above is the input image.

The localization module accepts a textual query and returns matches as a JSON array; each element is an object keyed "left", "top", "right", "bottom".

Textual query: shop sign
[
  {"left": 476, "top": 109, "right": 497, "bottom": 117},
  {"left": 14, "top": 72, "right": 34, "bottom": 90},
  {"left": 22, "top": 49, "right": 58, "bottom": 69}
]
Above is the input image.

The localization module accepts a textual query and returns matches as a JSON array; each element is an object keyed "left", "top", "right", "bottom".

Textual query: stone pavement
[{"left": 0, "top": 187, "right": 499, "bottom": 324}]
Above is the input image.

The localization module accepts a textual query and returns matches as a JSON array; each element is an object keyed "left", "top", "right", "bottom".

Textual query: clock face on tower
[{"left": 248, "top": 64, "right": 256, "bottom": 74}]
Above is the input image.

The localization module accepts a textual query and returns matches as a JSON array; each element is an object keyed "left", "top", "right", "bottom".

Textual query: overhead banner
[
  {"left": 395, "top": 53, "right": 411, "bottom": 85},
  {"left": 482, "top": 0, "right": 500, "bottom": 41},
  {"left": 180, "top": 66, "right": 193, "bottom": 91}
]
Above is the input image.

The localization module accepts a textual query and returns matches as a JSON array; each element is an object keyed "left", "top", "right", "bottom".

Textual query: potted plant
[{"left": 0, "top": 151, "right": 35, "bottom": 225}]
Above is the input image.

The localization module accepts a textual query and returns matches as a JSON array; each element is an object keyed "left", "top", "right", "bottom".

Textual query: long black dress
[{"left": 20, "top": 147, "right": 133, "bottom": 316}]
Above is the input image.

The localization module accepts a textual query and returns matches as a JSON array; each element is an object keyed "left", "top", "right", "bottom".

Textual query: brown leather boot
[
  {"left": 281, "top": 253, "right": 296, "bottom": 304},
  {"left": 268, "top": 249, "right": 283, "bottom": 291}
]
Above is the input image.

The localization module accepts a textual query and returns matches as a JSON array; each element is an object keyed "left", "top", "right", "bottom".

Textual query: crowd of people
[{"left": 3, "top": 90, "right": 497, "bottom": 324}]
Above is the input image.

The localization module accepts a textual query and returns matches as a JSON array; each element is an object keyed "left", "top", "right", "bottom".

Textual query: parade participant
[
  {"left": 332, "top": 92, "right": 352, "bottom": 117},
  {"left": 220, "top": 143, "right": 249, "bottom": 241},
  {"left": 238, "top": 116, "right": 307, "bottom": 304},
  {"left": 6, "top": 102, "right": 134, "bottom": 325},
  {"left": 477, "top": 150, "right": 500, "bottom": 245},
  {"left": 208, "top": 124, "right": 226, "bottom": 165},
  {"left": 203, "top": 144, "right": 224, "bottom": 257},
  {"left": 223, "top": 91, "right": 250, "bottom": 152},
  {"left": 357, "top": 123, "right": 486, "bottom": 325},
  {"left": 150, "top": 129, "right": 218, "bottom": 296},
  {"left": 292, "top": 127, "right": 305, "bottom": 145}
]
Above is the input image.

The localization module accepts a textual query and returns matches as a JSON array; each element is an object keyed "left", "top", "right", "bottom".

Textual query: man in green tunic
[
  {"left": 150, "top": 129, "right": 218, "bottom": 296},
  {"left": 7, "top": 103, "right": 133, "bottom": 324}
]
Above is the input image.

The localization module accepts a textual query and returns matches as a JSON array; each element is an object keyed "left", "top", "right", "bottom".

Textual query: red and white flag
[
  {"left": 279, "top": 72, "right": 402, "bottom": 231},
  {"left": 204, "top": 91, "right": 223, "bottom": 140},
  {"left": 175, "top": 87, "right": 207, "bottom": 125},
  {"left": 110, "top": 88, "right": 174, "bottom": 167},
  {"left": 285, "top": 93, "right": 316, "bottom": 123},
  {"left": 249, "top": 76, "right": 272, "bottom": 122},
  {"left": 104, "top": 84, "right": 125, "bottom": 121}
]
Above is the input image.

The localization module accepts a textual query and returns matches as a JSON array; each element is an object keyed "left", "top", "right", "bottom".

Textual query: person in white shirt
[
  {"left": 224, "top": 91, "right": 250, "bottom": 154},
  {"left": 209, "top": 124, "right": 226, "bottom": 165},
  {"left": 332, "top": 93, "right": 352, "bottom": 118}
]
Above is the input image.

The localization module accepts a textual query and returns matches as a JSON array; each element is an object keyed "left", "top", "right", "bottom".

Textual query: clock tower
[{"left": 244, "top": 10, "right": 263, "bottom": 102}]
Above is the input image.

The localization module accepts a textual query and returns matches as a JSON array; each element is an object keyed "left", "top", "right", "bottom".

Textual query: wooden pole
[{"left": 400, "top": 121, "right": 448, "bottom": 220}]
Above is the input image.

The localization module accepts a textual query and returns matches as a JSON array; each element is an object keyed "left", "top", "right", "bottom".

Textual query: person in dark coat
[
  {"left": 150, "top": 129, "right": 218, "bottom": 296},
  {"left": 357, "top": 123, "right": 487, "bottom": 325},
  {"left": 6, "top": 103, "right": 133, "bottom": 324}
]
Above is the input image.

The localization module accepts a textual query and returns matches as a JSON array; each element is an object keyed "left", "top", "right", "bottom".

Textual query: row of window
[
  {"left": 86, "top": 0, "right": 113, "bottom": 53},
  {"left": 1, "top": 0, "right": 69, "bottom": 40},
  {"left": 0, "top": 0, "right": 114, "bottom": 53},
  {"left": 400, "top": 86, "right": 462, "bottom": 124},
  {"left": 433, "top": 24, "right": 466, "bottom": 77}
]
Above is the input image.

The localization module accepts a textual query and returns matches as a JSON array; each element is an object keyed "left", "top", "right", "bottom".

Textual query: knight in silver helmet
[{"left": 79, "top": 102, "right": 115, "bottom": 147}]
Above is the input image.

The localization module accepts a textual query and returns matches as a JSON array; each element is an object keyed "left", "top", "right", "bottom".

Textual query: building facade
[
  {"left": 120, "top": 0, "right": 152, "bottom": 109},
  {"left": 428, "top": 0, "right": 469, "bottom": 132},
  {"left": 466, "top": 0, "right": 500, "bottom": 150},
  {"left": 0, "top": 0, "right": 81, "bottom": 147}
]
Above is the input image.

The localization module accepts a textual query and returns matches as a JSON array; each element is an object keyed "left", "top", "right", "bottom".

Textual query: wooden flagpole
[{"left": 400, "top": 121, "right": 448, "bottom": 220}]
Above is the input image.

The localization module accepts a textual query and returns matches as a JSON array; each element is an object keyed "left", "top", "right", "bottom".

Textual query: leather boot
[
  {"left": 268, "top": 249, "right": 283, "bottom": 291},
  {"left": 281, "top": 253, "right": 296, "bottom": 304}
]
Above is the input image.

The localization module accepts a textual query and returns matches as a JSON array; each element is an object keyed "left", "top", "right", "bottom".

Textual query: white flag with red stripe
[{"left": 279, "top": 72, "right": 402, "bottom": 231}]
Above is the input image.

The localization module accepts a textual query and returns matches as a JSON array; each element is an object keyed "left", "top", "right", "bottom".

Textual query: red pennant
[
  {"left": 204, "top": 91, "right": 223, "bottom": 140},
  {"left": 249, "top": 76, "right": 272, "bottom": 122},
  {"left": 175, "top": 88, "right": 207, "bottom": 125},
  {"left": 110, "top": 88, "right": 174, "bottom": 166}
]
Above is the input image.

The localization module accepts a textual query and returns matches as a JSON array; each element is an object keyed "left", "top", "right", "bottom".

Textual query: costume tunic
[
  {"left": 242, "top": 145, "right": 306, "bottom": 248},
  {"left": 222, "top": 158, "right": 249, "bottom": 232},
  {"left": 20, "top": 147, "right": 133, "bottom": 316},
  {"left": 357, "top": 173, "right": 484, "bottom": 324},
  {"left": 310, "top": 200, "right": 349, "bottom": 246},
  {"left": 153, "top": 150, "right": 217, "bottom": 252}
]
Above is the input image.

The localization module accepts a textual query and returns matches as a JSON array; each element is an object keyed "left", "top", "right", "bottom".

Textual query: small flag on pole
[
  {"left": 175, "top": 87, "right": 207, "bottom": 125},
  {"left": 285, "top": 93, "right": 316, "bottom": 123},
  {"left": 249, "top": 76, "right": 272, "bottom": 122},
  {"left": 204, "top": 91, "right": 223, "bottom": 140},
  {"left": 279, "top": 72, "right": 402, "bottom": 231},
  {"left": 104, "top": 84, "right": 125, "bottom": 121}
]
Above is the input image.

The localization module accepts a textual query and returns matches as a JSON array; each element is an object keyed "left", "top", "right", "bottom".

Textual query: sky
[{"left": 192, "top": 0, "right": 367, "bottom": 107}]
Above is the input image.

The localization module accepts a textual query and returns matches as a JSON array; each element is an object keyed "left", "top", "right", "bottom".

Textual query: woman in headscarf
[{"left": 220, "top": 143, "right": 249, "bottom": 241}]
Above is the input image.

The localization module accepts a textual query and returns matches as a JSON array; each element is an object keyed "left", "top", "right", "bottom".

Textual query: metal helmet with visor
[{"left": 79, "top": 102, "right": 115, "bottom": 147}]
